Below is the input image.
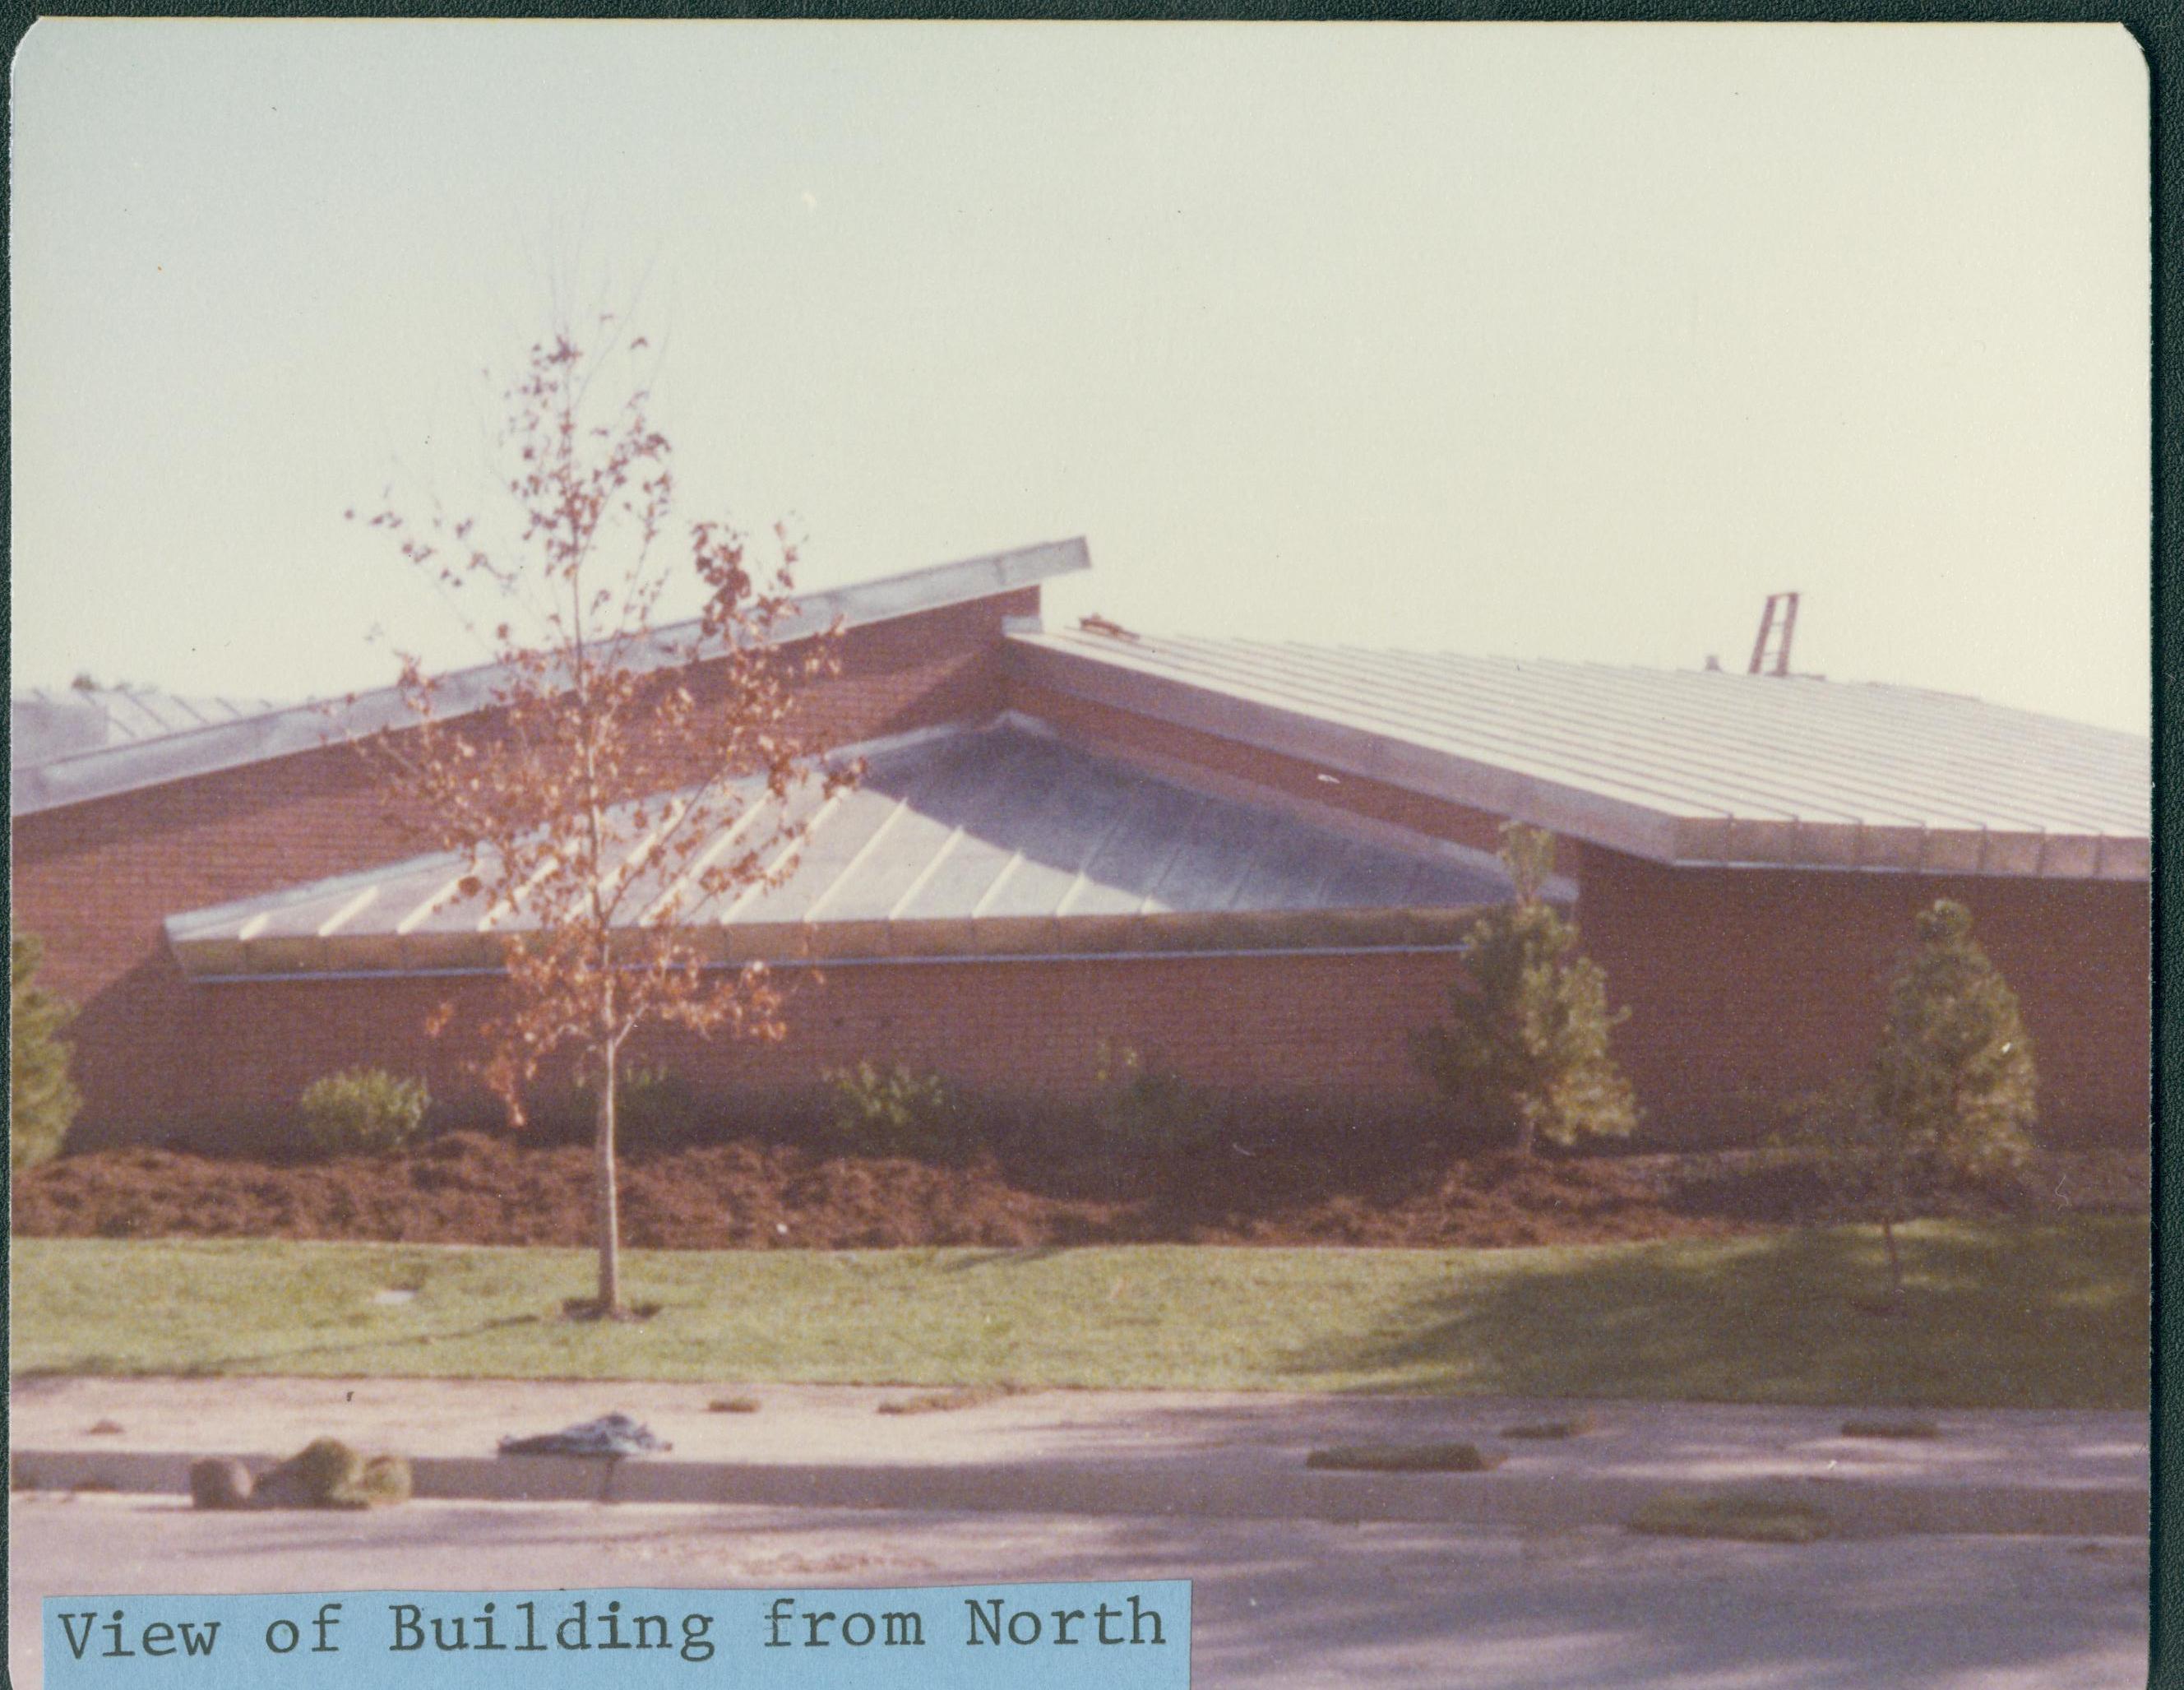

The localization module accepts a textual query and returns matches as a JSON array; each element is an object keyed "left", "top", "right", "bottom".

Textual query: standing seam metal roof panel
[
  {"left": 164, "top": 721, "right": 1520, "bottom": 978},
  {"left": 1097, "top": 632, "right": 2136, "bottom": 834},
  {"left": 1006, "top": 628, "right": 2149, "bottom": 879}
]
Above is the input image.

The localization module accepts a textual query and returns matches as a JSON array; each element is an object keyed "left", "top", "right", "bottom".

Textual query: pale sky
[{"left": 11, "top": 21, "right": 2151, "bottom": 733}]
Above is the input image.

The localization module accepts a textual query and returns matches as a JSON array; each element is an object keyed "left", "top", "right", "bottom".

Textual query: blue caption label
[{"left": 44, "top": 1583, "right": 1191, "bottom": 1688}]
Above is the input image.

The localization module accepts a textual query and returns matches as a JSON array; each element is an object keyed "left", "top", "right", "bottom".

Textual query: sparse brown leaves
[{"left": 356, "top": 323, "right": 851, "bottom": 1132}]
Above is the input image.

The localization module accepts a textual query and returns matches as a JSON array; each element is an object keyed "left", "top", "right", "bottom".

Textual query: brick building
[{"left": 12, "top": 539, "right": 2150, "bottom": 1151}]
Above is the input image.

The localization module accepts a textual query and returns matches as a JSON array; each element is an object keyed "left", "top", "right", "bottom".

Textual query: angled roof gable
[
  {"left": 1009, "top": 627, "right": 2149, "bottom": 881},
  {"left": 12, "top": 539, "right": 1090, "bottom": 819},
  {"left": 10, "top": 685, "right": 296, "bottom": 771}
]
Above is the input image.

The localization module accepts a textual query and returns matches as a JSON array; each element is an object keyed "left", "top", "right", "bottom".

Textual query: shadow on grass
[
  {"left": 13, "top": 1363, "right": 128, "bottom": 1384},
  {"left": 1274, "top": 1223, "right": 2146, "bottom": 1412},
  {"left": 938, "top": 1246, "right": 1079, "bottom": 1273}
]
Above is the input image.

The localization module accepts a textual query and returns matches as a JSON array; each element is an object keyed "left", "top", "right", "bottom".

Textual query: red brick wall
[
  {"left": 13, "top": 590, "right": 1034, "bottom": 1146},
  {"left": 175, "top": 950, "right": 1462, "bottom": 1137},
  {"left": 123, "top": 850, "right": 2157, "bottom": 1154},
  {"left": 1574, "top": 847, "right": 2151, "bottom": 1148}
]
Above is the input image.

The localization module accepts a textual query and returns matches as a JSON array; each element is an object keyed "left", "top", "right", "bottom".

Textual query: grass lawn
[{"left": 11, "top": 1218, "right": 2146, "bottom": 1411}]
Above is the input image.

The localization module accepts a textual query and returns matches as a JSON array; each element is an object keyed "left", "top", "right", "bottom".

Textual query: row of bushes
[
  {"left": 1407, "top": 830, "right": 2040, "bottom": 1193},
  {"left": 276, "top": 1040, "right": 1220, "bottom": 1170}
]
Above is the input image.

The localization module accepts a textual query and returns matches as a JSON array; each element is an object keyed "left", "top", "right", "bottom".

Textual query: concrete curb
[{"left": 11, "top": 1447, "right": 2145, "bottom": 1540}]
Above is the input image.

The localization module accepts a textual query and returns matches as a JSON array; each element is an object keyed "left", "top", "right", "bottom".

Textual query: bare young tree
[{"left": 351, "top": 321, "right": 854, "bottom": 1317}]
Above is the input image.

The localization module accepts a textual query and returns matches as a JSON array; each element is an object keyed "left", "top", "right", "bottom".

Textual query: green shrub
[
  {"left": 1092, "top": 1041, "right": 1219, "bottom": 1164},
  {"left": 824, "top": 1062, "right": 966, "bottom": 1162},
  {"left": 1410, "top": 825, "right": 1638, "bottom": 1155},
  {"left": 12, "top": 935, "right": 81, "bottom": 1172},
  {"left": 574, "top": 1063, "right": 707, "bottom": 1151},
  {"left": 1875, "top": 899, "right": 2037, "bottom": 1180},
  {"left": 297, "top": 1069, "right": 431, "bottom": 1160}
]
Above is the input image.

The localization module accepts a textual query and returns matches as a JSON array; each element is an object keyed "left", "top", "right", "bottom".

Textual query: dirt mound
[{"left": 12, "top": 1134, "right": 1748, "bottom": 1251}]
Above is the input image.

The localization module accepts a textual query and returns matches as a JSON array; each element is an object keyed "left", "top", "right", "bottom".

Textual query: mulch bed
[
  {"left": 14, "top": 1132, "right": 1751, "bottom": 1252},
  {"left": 13, "top": 1136, "right": 2139, "bottom": 1252}
]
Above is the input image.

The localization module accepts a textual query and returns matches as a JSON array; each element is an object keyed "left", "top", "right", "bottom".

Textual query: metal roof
[
  {"left": 11, "top": 686, "right": 291, "bottom": 771},
  {"left": 164, "top": 720, "right": 1519, "bottom": 979},
  {"left": 12, "top": 539, "right": 1090, "bottom": 819},
  {"left": 1010, "top": 627, "right": 2150, "bottom": 881}
]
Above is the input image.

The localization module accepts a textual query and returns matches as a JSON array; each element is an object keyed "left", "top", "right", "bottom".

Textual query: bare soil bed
[
  {"left": 14, "top": 1132, "right": 1753, "bottom": 1251},
  {"left": 14, "top": 1136, "right": 2140, "bottom": 1252}
]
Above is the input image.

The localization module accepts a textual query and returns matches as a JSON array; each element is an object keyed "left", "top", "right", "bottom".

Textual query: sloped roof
[
  {"left": 165, "top": 720, "right": 1518, "bottom": 979},
  {"left": 12, "top": 539, "right": 1090, "bottom": 819},
  {"left": 1010, "top": 627, "right": 2149, "bottom": 881},
  {"left": 11, "top": 685, "right": 291, "bottom": 770}
]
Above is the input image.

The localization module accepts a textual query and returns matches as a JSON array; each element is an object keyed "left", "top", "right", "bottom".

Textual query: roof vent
[{"left": 1748, "top": 592, "right": 1800, "bottom": 678}]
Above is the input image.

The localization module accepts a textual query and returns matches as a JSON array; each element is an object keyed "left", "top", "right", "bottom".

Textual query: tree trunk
[
  {"left": 1878, "top": 1155, "right": 1907, "bottom": 1305},
  {"left": 596, "top": 1039, "right": 622, "bottom": 1316}
]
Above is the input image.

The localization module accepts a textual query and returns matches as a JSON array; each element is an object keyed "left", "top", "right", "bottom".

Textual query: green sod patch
[
  {"left": 1628, "top": 1490, "right": 1831, "bottom": 1544},
  {"left": 1306, "top": 1442, "right": 1501, "bottom": 1472},
  {"left": 1839, "top": 1416, "right": 1943, "bottom": 1439},
  {"left": 8, "top": 1218, "right": 2145, "bottom": 1410},
  {"left": 876, "top": 1384, "right": 1028, "bottom": 1416},
  {"left": 1501, "top": 1415, "right": 1598, "bottom": 1439},
  {"left": 240, "top": 1432, "right": 412, "bottom": 1519}
]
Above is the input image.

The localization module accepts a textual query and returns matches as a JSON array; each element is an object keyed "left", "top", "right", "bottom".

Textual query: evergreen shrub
[
  {"left": 11, "top": 935, "right": 81, "bottom": 1172},
  {"left": 1410, "top": 825, "right": 1638, "bottom": 1155},
  {"left": 297, "top": 1069, "right": 431, "bottom": 1160}
]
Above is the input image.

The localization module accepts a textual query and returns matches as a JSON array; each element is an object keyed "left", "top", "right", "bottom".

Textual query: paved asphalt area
[
  {"left": 11, "top": 1493, "right": 2148, "bottom": 1689},
  {"left": 10, "top": 1378, "right": 2149, "bottom": 1493}
]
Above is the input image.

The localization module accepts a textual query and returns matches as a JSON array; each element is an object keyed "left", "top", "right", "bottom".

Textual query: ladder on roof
[{"left": 1748, "top": 592, "right": 1800, "bottom": 678}]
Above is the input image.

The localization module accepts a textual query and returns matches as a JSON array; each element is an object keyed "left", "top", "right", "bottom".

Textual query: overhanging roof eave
[
  {"left": 1010, "top": 635, "right": 2150, "bottom": 883},
  {"left": 15, "top": 538, "right": 1090, "bottom": 819},
  {"left": 167, "top": 905, "right": 1492, "bottom": 981}
]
